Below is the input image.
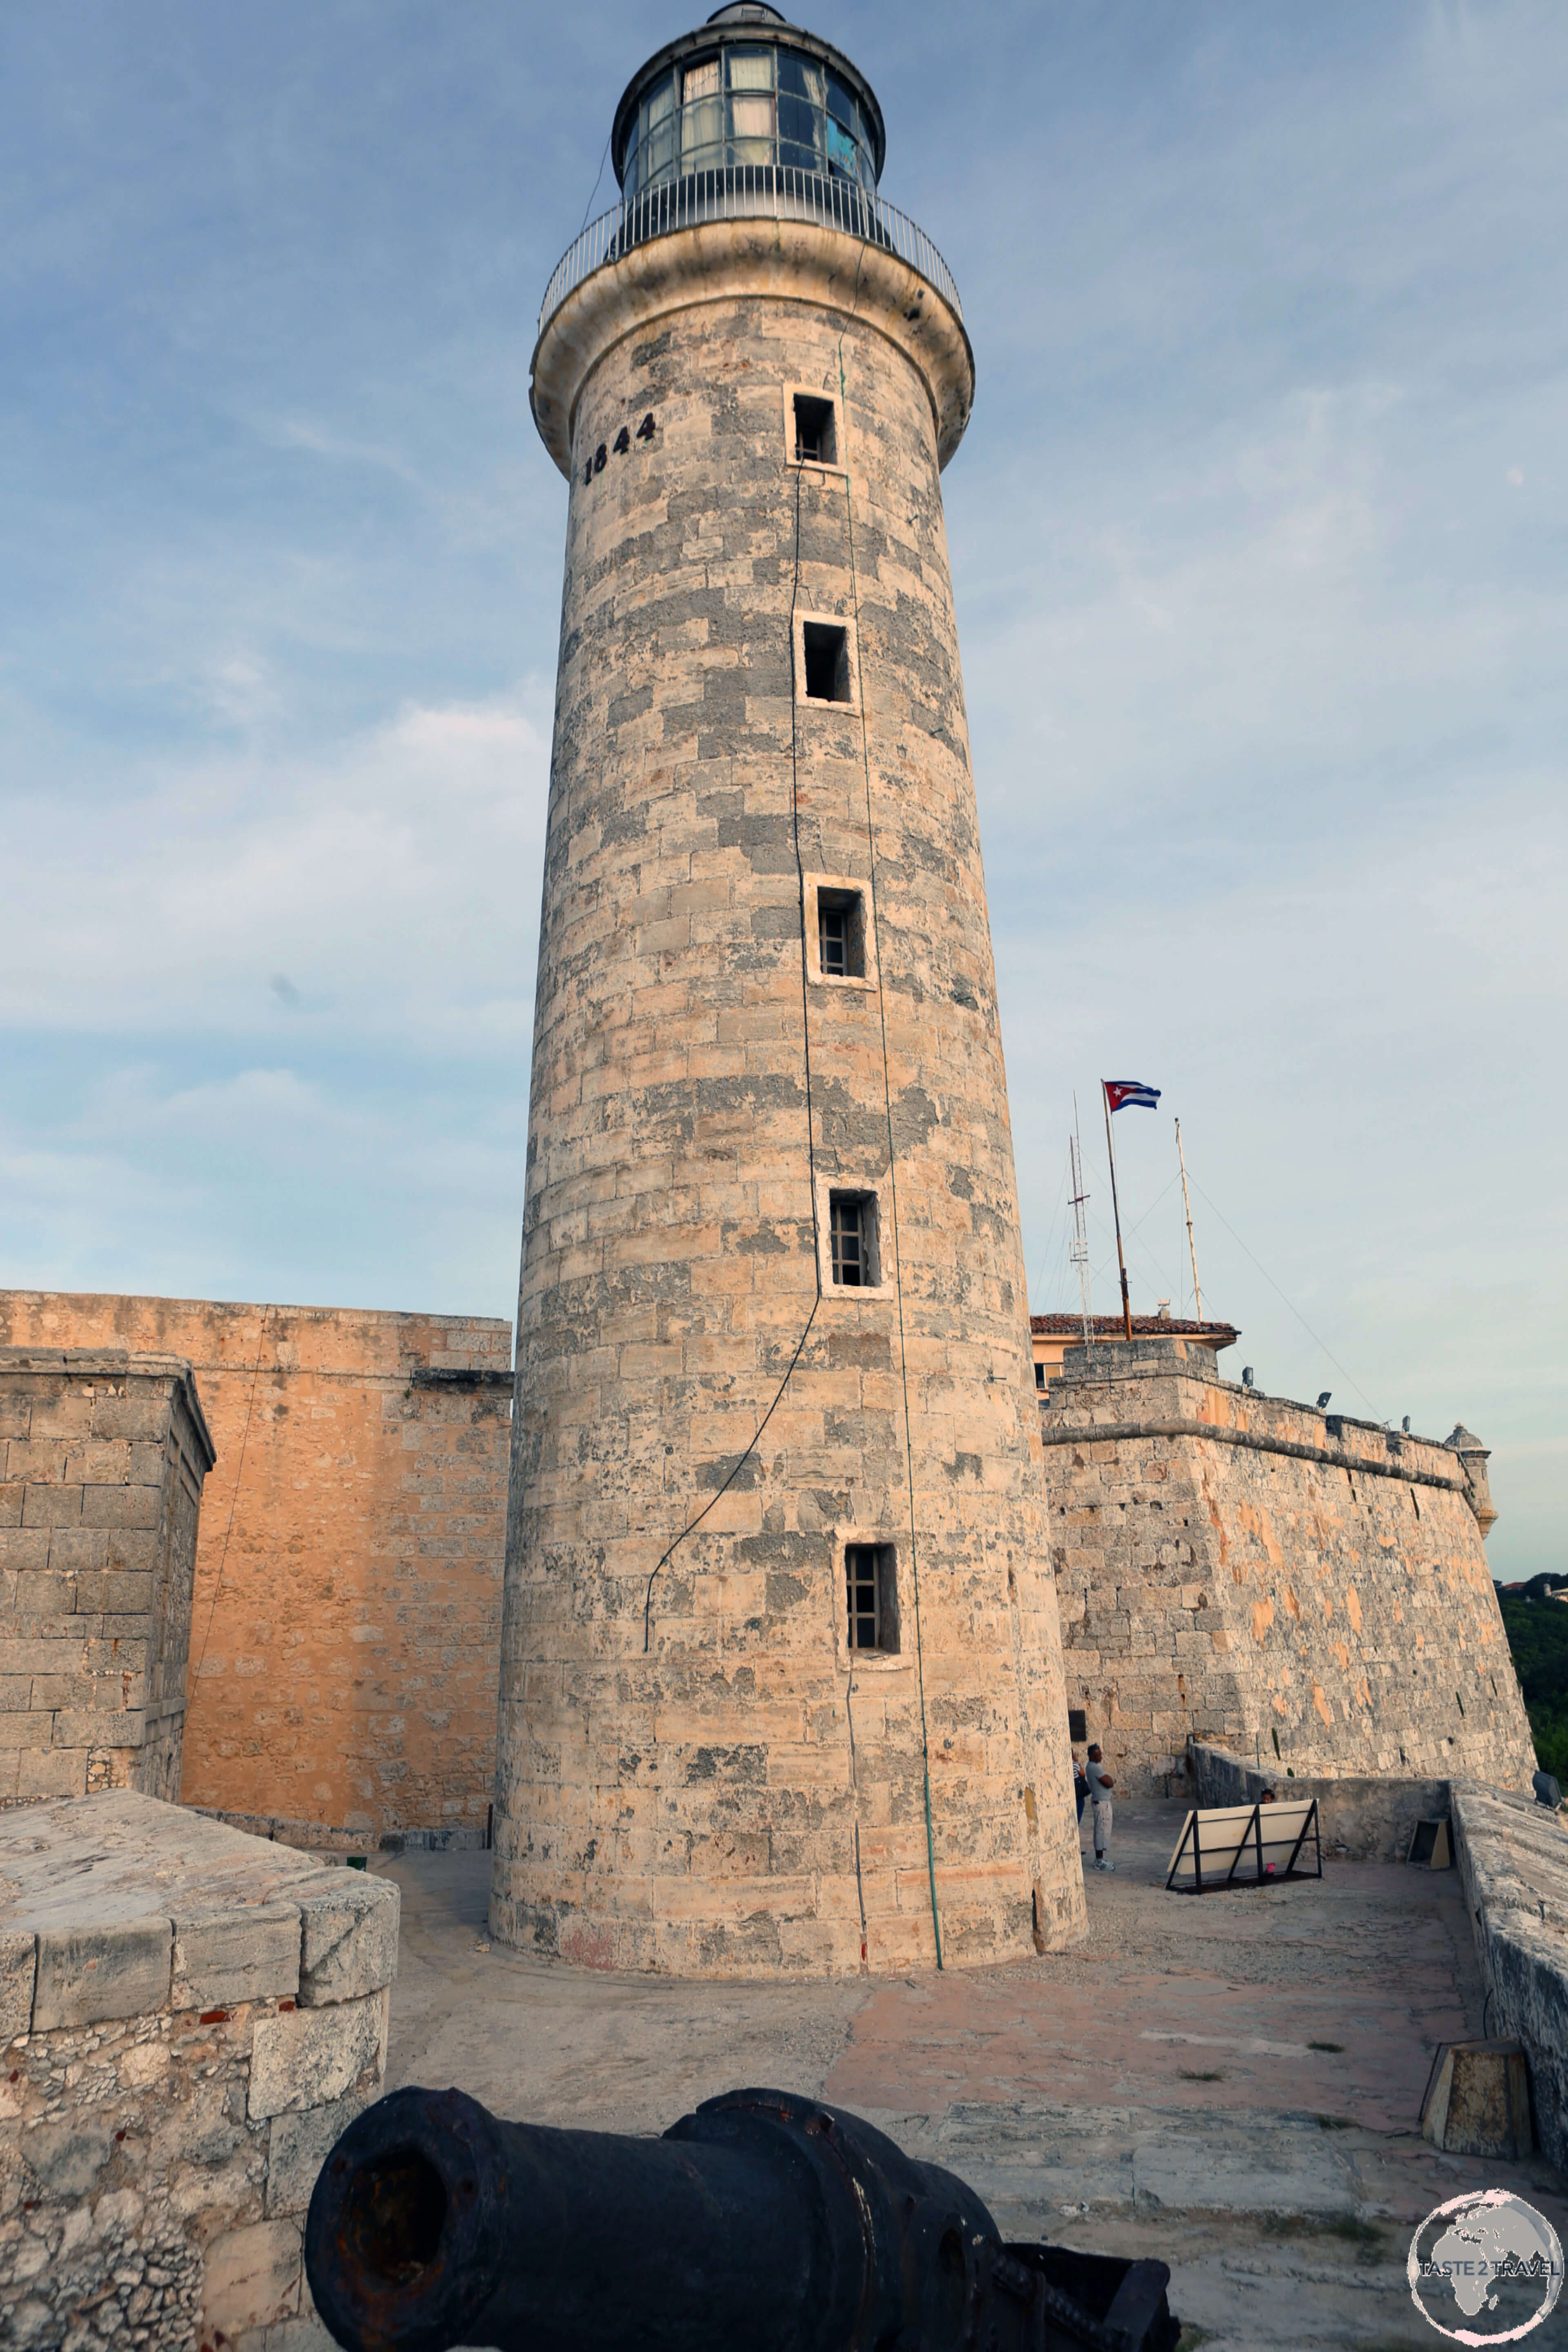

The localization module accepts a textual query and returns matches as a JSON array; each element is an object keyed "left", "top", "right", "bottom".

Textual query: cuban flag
[{"left": 1103, "top": 1080, "right": 1161, "bottom": 1113}]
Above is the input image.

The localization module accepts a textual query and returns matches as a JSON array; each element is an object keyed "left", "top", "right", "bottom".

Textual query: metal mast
[{"left": 1175, "top": 1117, "right": 1202, "bottom": 1323}]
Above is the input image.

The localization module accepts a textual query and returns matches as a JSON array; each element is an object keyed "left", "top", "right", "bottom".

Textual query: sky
[{"left": 2, "top": 2, "right": 1564, "bottom": 1578}]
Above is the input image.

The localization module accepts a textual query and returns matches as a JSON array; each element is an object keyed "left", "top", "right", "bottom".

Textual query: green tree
[{"left": 1498, "top": 1592, "right": 1568, "bottom": 1782}]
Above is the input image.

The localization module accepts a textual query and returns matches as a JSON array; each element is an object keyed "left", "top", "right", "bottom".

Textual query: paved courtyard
[{"left": 375, "top": 1797, "right": 1568, "bottom": 2349}]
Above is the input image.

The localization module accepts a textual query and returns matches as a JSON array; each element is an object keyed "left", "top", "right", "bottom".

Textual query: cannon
[{"left": 305, "top": 2083, "right": 1180, "bottom": 2352}]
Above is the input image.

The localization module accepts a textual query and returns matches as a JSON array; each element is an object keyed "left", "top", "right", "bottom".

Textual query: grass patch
[
  {"left": 1178, "top": 2067, "right": 1224, "bottom": 2081},
  {"left": 1174, "top": 2329, "right": 1212, "bottom": 2351},
  {"left": 1272, "top": 2213, "right": 1385, "bottom": 2257},
  {"left": 1315, "top": 2114, "right": 1354, "bottom": 2130},
  {"left": 1308, "top": 2039, "right": 1344, "bottom": 2052}
]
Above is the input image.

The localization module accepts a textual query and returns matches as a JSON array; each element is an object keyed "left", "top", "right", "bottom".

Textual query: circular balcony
[{"left": 537, "top": 163, "right": 962, "bottom": 345}]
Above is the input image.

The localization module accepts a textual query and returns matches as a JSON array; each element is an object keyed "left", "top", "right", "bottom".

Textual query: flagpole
[
  {"left": 1176, "top": 1117, "right": 1203, "bottom": 1323},
  {"left": 1101, "top": 1083, "right": 1134, "bottom": 1341}
]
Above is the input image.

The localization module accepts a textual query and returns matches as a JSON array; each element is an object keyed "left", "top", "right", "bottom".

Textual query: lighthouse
[{"left": 493, "top": 3, "right": 1087, "bottom": 1973}]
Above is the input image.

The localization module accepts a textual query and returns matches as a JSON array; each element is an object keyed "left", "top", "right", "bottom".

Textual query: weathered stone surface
[
  {"left": 1046, "top": 1337, "right": 1536, "bottom": 1795},
  {"left": 0, "top": 1931, "right": 34, "bottom": 2047},
  {"left": 0, "top": 1294, "right": 511, "bottom": 1844},
  {"left": 0, "top": 1348, "right": 213, "bottom": 1807},
  {"left": 296, "top": 1873, "right": 401, "bottom": 2007},
  {"left": 173, "top": 1901, "right": 302, "bottom": 2008},
  {"left": 202, "top": 2216, "right": 304, "bottom": 2337},
  {"left": 1453, "top": 1784, "right": 1568, "bottom": 2171},
  {"left": 249, "top": 1990, "right": 388, "bottom": 2121},
  {"left": 33, "top": 1917, "right": 172, "bottom": 2029},
  {"left": 0, "top": 1793, "right": 395, "bottom": 2349},
  {"left": 265, "top": 2089, "right": 368, "bottom": 2216}
]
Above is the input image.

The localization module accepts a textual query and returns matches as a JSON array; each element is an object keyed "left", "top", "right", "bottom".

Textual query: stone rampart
[
  {"left": 1045, "top": 1337, "right": 1535, "bottom": 1796},
  {"left": 1452, "top": 1786, "right": 1568, "bottom": 2173},
  {"left": 0, "top": 1350, "right": 215, "bottom": 1808},
  {"left": 0, "top": 1293, "right": 512, "bottom": 1845},
  {"left": 0, "top": 1790, "right": 397, "bottom": 2350}
]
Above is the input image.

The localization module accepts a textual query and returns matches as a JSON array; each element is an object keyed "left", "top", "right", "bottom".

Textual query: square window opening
[
  {"left": 1068, "top": 1708, "right": 1087, "bottom": 1744},
  {"left": 1033, "top": 1360, "right": 1046, "bottom": 1390},
  {"left": 846, "top": 1543, "right": 899, "bottom": 1653},
  {"left": 803, "top": 620, "right": 851, "bottom": 704},
  {"left": 818, "top": 887, "right": 865, "bottom": 980},
  {"left": 829, "top": 1190, "right": 878, "bottom": 1288},
  {"left": 793, "top": 392, "right": 837, "bottom": 466}
]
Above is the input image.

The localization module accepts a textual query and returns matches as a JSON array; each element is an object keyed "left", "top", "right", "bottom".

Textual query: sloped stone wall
[{"left": 1046, "top": 1337, "right": 1535, "bottom": 1796}]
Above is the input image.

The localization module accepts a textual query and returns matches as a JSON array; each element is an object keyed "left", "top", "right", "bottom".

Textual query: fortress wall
[
  {"left": 1045, "top": 1337, "right": 1536, "bottom": 1797},
  {"left": 0, "top": 1350, "right": 214, "bottom": 1805},
  {"left": 0, "top": 1293, "right": 511, "bottom": 1844}
]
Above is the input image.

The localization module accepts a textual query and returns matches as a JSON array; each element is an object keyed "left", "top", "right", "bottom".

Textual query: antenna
[
  {"left": 1175, "top": 1116, "right": 1203, "bottom": 1323},
  {"left": 1069, "top": 1094, "right": 1092, "bottom": 1345}
]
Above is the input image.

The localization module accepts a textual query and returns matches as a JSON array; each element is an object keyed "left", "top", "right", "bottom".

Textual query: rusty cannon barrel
[{"left": 305, "top": 2083, "right": 1179, "bottom": 2352}]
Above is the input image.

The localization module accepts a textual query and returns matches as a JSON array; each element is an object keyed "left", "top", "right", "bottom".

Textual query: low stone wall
[
  {"left": 0, "top": 1791, "right": 398, "bottom": 2350},
  {"left": 1451, "top": 1785, "right": 1568, "bottom": 2173},
  {"left": 1187, "top": 1740, "right": 1450, "bottom": 1862},
  {"left": 195, "top": 1804, "right": 490, "bottom": 1855}
]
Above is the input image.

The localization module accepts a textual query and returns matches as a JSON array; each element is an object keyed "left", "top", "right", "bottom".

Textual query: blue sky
[{"left": 2, "top": 2, "right": 1564, "bottom": 1577}]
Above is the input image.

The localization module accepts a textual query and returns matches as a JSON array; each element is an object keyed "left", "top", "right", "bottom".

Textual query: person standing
[{"left": 1085, "top": 1744, "right": 1116, "bottom": 1872}]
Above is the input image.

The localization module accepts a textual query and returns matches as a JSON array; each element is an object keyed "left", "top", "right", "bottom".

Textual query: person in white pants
[{"left": 1085, "top": 1744, "right": 1115, "bottom": 1871}]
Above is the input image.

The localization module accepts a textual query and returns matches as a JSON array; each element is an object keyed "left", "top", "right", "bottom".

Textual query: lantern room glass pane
[
  {"left": 826, "top": 115, "right": 860, "bottom": 178},
  {"left": 729, "top": 94, "right": 773, "bottom": 139},
  {"left": 777, "top": 51, "right": 824, "bottom": 104},
  {"left": 623, "top": 42, "right": 876, "bottom": 198},
  {"left": 726, "top": 47, "right": 774, "bottom": 89}
]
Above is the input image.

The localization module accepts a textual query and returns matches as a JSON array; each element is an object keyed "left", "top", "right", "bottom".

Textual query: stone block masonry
[
  {"left": 0, "top": 1790, "right": 397, "bottom": 2351},
  {"left": 0, "top": 1294, "right": 512, "bottom": 1846},
  {"left": 0, "top": 1349, "right": 214, "bottom": 1807},
  {"left": 1046, "top": 1335, "right": 1536, "bottom": 1795}
]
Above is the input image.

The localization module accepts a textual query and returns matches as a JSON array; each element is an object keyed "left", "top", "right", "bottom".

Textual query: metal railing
[{"left": 538, "top": 165, "right": 962, "bottom": 339}]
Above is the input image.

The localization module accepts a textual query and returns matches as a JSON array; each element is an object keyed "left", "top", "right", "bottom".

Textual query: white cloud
[{"left": 0, "top": 684, "right": 552, "bottom": 1054}]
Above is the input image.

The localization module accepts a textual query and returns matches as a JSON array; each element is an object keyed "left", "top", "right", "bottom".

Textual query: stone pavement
[{"left": 376, "top": 1797, "right": 1568, "bottom": 2349}]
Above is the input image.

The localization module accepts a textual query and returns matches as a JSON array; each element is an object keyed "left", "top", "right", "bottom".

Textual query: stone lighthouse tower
[{"left": 493, "top": 2, "right": 1087, "bottom": 1973}]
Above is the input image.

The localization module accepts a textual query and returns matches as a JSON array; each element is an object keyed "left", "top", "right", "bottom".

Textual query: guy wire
[
  {"left": 642, "top": 466, "right": 824, "bottom": 1654},
  {"left": 837, "top": 329, "right": 944, "bottom": 1970}
]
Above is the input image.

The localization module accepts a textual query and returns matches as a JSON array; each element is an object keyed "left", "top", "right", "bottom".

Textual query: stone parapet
[
  {"left": 1045, "top": 1336, "right": 1536, "bottom": 1795},
  {"left": 0, "top": 1791, "right": 398, "bottom": 2350},
  {"left": 1451, "top": 1786, "right": 1568, "bottom": 2171},
  {"left": 0, "top": 1348, "right": 215, "bottom": 1807}
]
